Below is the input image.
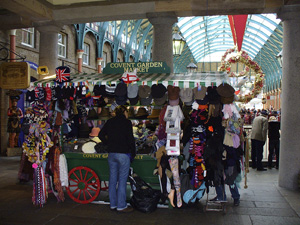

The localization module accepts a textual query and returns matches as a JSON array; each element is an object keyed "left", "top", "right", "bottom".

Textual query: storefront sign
[
  {"left": 103, "top": 62, "right": 170, "bottom": 74},
  {"left": 83, "top": 153, "right": 144, "bottom": 160},
  {"left": 0, "top": 62, "right": 30, "bottom": 89}
]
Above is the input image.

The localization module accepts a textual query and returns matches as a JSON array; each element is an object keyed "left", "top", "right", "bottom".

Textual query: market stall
[{"left": 20, "top": 68, "right": 246, "bottom": 211}]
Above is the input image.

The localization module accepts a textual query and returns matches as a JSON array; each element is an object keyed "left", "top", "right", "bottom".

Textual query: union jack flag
[{"left": 55, "top": 66, "right": 70, "bottom": 83}]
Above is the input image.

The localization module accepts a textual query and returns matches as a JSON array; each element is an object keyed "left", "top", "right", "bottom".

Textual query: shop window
[
  {"left": 58, "top": 33, "right": 67, "bottom": 58},
  {"left": 21, "top": 28, "right": 34, "bottom": 48},
  {"left": 83, "top": 43, "right": 89, "bottom": 65}
]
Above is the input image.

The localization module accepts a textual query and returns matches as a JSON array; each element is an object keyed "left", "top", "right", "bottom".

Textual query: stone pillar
[
  {"left": 77, "top": 50, "right": 84, "bottom": 73},
  {"left": 277, "top": 5, "right": 300, "bottom": 190},
  {"left": 0, "top": 89, "right": 8, "bottom": 156},
  {"left": 37, "top": 25, "right": 61, "bottom": 79},
  {"left": 147, "top": 12, "right": 178, "bottom": 73},
  {"left": 97, "top": 57, "right": 103, "bottom": 73},
  {"left": 9, "top": 29, "right": 16, "bottom": 62}
]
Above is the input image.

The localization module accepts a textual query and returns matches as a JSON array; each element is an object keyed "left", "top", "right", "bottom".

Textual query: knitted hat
[
  {"left": 105, "top": 83, "right": 116, "bottom": 97},
  {"left": 115, "top": 83, "right": 127, "bottom": 96},
  {"left": 151, "top": 84, "right": 167, "bottom": 98},
  {"left": 193, "top": 86, "right": 207, "bottom": 100},
  {"left": 207, "top": 86, "right": 221, "bottom": 104},
  {"left": 89, "top": 127, "right": 100, "bottom": 137},
  {"left": 127, "top": 83, "right": 139, "bottom": 98},
  {"left": 180, "top": 88, "right": 193, "bottom": 103},
  {"left": 167, "top": 85, "right": 180, "bottom": 100},
  {"left": 138, "top": 85, "right": 151, "bottom": 98},
  {"left": 154, "top": 94, "right": 167, "bottom": 106},
  {"left": 216, "top": 83, "right": 235, "bottom": 98}
]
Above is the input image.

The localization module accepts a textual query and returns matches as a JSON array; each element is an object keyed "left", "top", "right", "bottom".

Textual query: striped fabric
[{"left": 33, "top": 72, "right": 229, "bottom": 88}]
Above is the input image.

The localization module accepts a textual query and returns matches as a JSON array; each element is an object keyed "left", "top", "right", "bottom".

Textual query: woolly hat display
[
  {"left": 167, "top": 85, "right": 180, "bottom": 100},
  {"left": 135, "top": 107, "right": 149, "bottom": 119},
  {"left": 180, "top": 88, "right": 193, "bottom": 103},
  {"left": 115, "top": 83, "right": 127, "bottom": 96},
  {"left": 147, "top": 108, "right": 161, "bottom": 119},
  {"left": 154, "top": 94, "right": 167, "bottom": 106},
  {"left": 140, "top": 95, "right": 153, "bottom": 106},
  {"left": 127, "top": 83, "right": 139, "bottom": 98},
  {"left": 216, "top": 83, "right": 235, "bottom": 98},
  {"left": 138, "top": 85, "right": 151, "bottom": 98},
  {"left": 105, "top": 83, "right": 116, "bottom": 97},
  {"left": 151, "top": 84, "right": 167, "bottom": 98},
  {"left": 193, "top": 86, "right": 207, "bottom": 100},
  {"left": 207, "top": 86, "right": 221, "bottom": 104},
  {"left": 89, "top": 127, "right": 100, "bottom": 137}
]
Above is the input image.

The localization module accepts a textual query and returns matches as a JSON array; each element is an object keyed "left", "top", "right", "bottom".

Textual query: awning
[{"left": 34, "top": 72, "right": 229, "bottom": 88}]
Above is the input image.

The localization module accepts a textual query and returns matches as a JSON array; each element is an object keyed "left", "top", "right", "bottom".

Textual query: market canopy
[{"left": 35, "top": 72, "right": 229, "bottom": 88}]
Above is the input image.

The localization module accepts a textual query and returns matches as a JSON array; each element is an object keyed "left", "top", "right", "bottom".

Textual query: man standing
[{"left": 251, "top": 110, "right": 268, "bottom": 171}]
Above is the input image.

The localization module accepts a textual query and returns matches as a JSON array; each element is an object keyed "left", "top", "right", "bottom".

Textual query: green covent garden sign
[{"left": 103, "top": 62, "right": 171, "bottom": 74}]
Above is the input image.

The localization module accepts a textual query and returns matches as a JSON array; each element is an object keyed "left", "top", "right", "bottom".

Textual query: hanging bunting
[{"left": 228, "top": 15, "right": 248, "bottom": 52}]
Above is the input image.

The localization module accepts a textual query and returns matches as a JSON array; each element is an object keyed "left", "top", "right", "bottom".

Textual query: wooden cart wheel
[{"left": 66, "top": 166, "right": 101, "bottom": 204}]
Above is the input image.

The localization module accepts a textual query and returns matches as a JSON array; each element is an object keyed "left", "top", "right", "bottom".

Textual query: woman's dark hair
[{"left": 114, "top": 105, "right": 128, "bottom": 116}]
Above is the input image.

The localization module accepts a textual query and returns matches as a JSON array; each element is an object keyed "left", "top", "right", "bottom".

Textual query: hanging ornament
[{"left": 218, "top": 48, "right": 265, "bottom": 103}]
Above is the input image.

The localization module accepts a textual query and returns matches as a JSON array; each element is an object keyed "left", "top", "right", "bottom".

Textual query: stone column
[
  {"left": 0, "top": 89, "right": 8, "bottom": 156},
  {"left": 147, "top": 12, "right": 178, "bottom": 73},
  {"left": 77, "top": 50, "right": 84, "bottom": 73},
  {"left": 37, "top": 25, "right": 61, "bottom": 79},
  {"left": 9, "top": 29, "right": 16, "bottom": 62},
  {"left": 97, "top": 57, "right": 103, "bottom": 73},
  {"left": 277, "top": 5, "right": 300, "bottom": 190}
]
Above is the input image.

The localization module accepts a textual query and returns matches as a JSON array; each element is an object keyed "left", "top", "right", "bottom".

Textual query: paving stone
[
  {"left": 250, "top": 215, "right": 300, "bottom": 225},
  {"left": 45, "top": 215, "right": 98, "bottom": 225}
]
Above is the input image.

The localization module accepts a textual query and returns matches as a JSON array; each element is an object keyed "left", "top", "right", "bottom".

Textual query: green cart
[{"left": 64, "top": 152, "right": 159, "bottom": 204}]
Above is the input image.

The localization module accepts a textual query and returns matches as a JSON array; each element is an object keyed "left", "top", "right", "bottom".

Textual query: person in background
[
  {"left": 98, "top": 105, "right": 136, "bottom": 213},
  {"left": 251, "top": 110, "right": 268, "bottom": 171},
  {"left": 268, "top": 116, "right": 281, "bottom": 169}
]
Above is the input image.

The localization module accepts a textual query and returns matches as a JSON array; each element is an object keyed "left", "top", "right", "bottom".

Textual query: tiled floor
[{"left": 0, "top": 156, "right": 299, "bottom": 225}]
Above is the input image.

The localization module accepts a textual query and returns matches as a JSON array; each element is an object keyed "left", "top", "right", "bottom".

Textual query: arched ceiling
[
  {"left": 175, "top": 14, "right": 283, "bottom": 91},
  {"left": 98, "top": 14, "right": 283, "bottom": 91}
]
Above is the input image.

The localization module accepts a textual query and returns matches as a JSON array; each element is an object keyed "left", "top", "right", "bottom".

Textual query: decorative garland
[{"left": 218, "top": 47, "right": 265, "bottom": 103}]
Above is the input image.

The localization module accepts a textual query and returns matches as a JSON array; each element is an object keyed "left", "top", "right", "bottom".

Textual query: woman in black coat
[{"left": 99, "top": 105, "right": 136, "bottom": 212}]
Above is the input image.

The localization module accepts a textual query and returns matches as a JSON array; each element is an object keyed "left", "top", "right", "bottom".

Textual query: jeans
[
  {"left": 268, "top": 139, "right": 280, "bottom": 168},
  {"left": 215, "top": 183, "right": 240, "bottom": 201},
  {"left": 108, "top": 153, "right": 130, "bottom": 210},
  {"left": 251, "top": 139, "right": 265, "bottom": 169}
]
